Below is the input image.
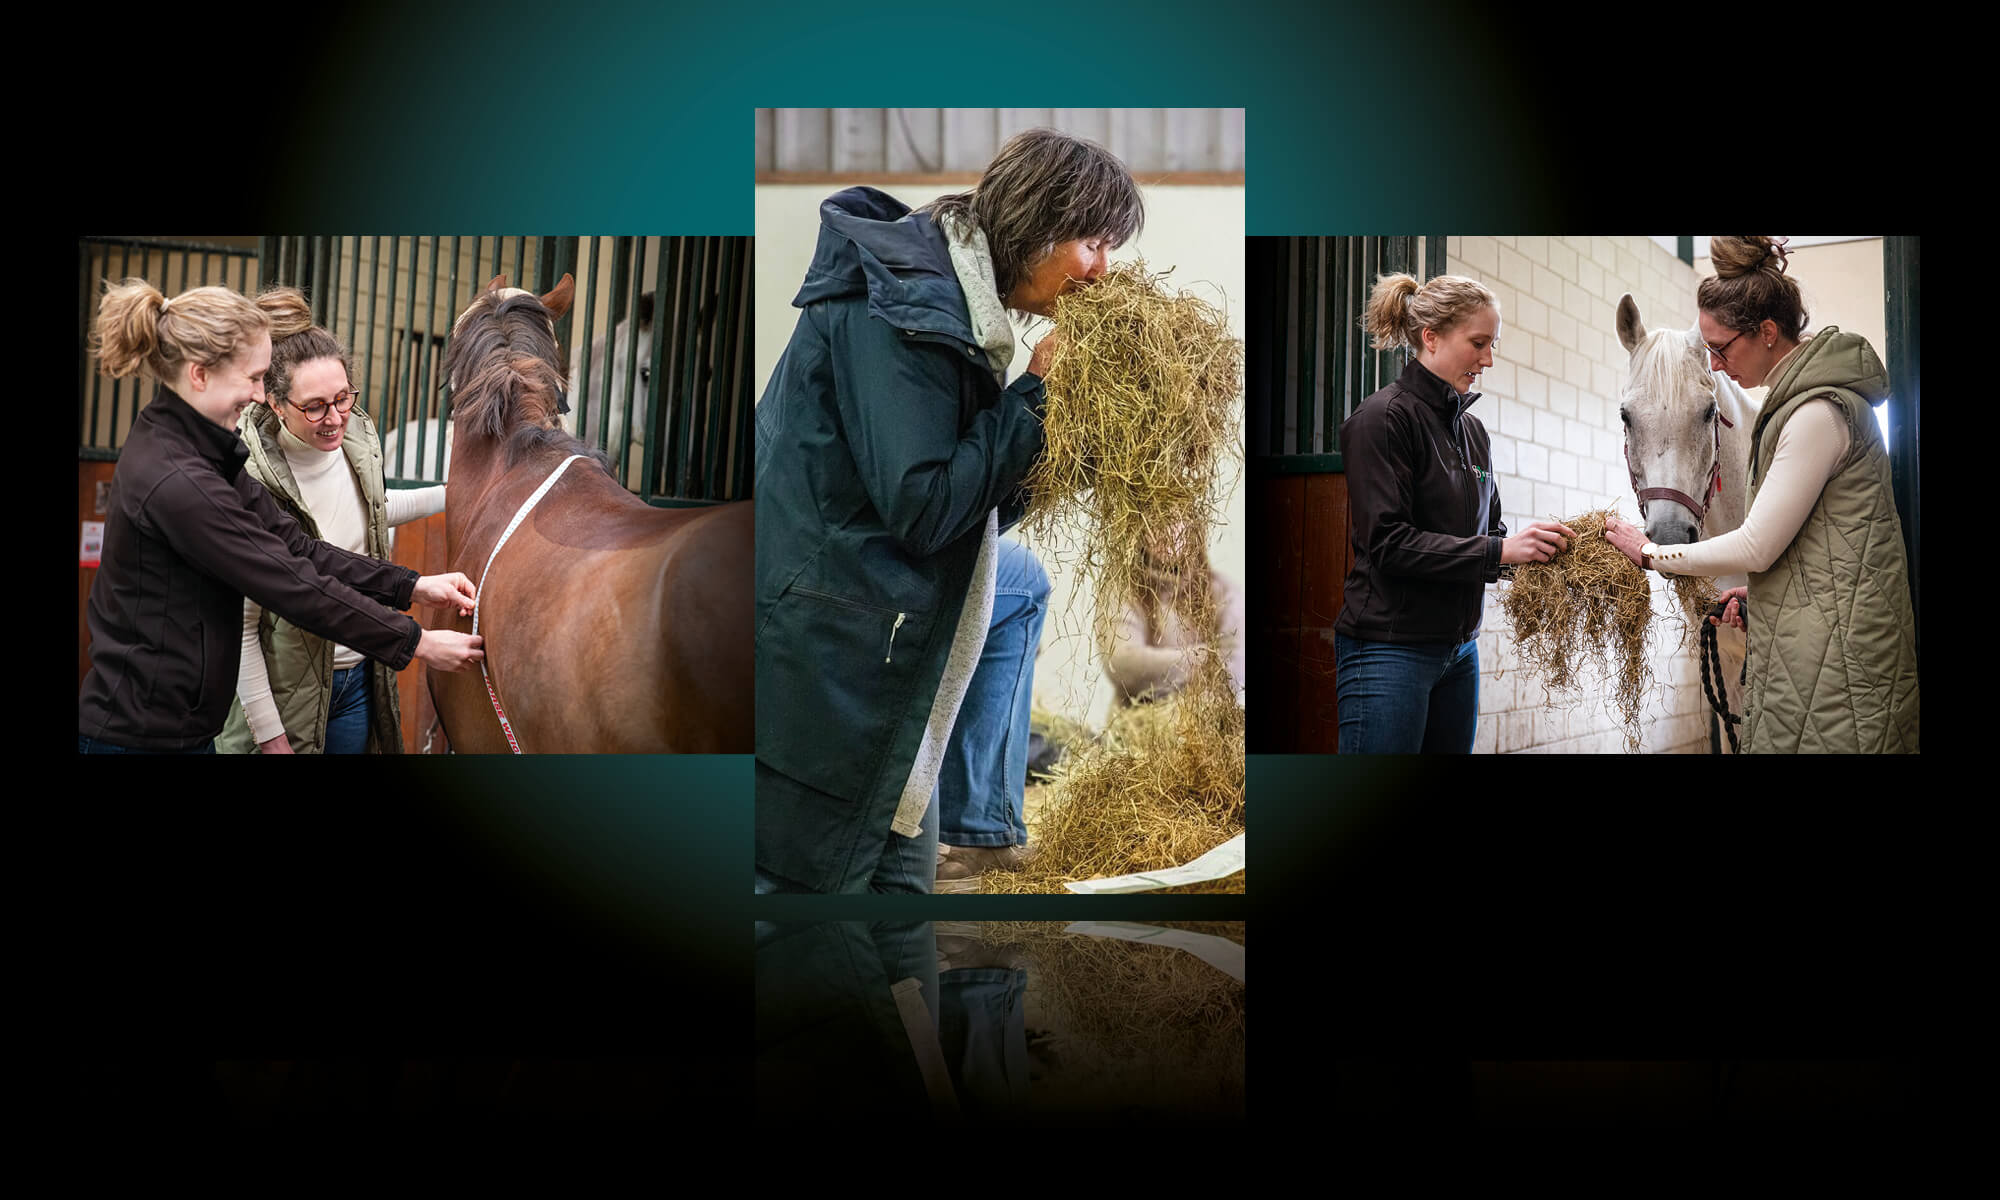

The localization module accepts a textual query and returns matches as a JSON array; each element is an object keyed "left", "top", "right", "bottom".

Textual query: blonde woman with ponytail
[
  {"left": 1333, "top": 273, "right": 1574, "bottom": 753},
  {"left": 214, "top": 288, "right": 450, "bottom": 754},
  {"left": 80, "top": 280, "right": 485, "bottom": 754},
  {"left": 1605, "top": 237, "right": 1919, "bottom": 752}
]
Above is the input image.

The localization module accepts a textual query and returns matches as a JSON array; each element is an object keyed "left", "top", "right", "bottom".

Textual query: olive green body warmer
[
  {"left": 215, "top": 404, "right": 406, "bottom": 754},
  {"left": 1740, "top": 329, "right": 1919, "bottom": 753}
]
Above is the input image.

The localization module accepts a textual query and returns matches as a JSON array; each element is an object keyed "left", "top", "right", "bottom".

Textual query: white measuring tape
[{"left": 471, "top": 454, "right": 585, "bottom": 753}]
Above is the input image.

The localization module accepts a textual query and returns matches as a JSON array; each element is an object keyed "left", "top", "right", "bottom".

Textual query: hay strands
[{"left": 1498, "top": 509, "right": 1718, "bottom": 751}]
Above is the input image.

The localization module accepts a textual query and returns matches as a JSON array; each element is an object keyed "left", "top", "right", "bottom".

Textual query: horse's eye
[
  {"left": 1704, "top": 404, "right": 1717, "bottom": 423},
  {"left": 1619, "top": 408, "right": 1630, "bottom": 426},
  {"left": 640, "top": 366, "right": 651, "bottom": 386}
]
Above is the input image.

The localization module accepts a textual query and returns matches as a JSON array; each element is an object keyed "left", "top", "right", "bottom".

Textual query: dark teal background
[{"left": 59, "top": 0, "right": 1928, "bottom": 1131}]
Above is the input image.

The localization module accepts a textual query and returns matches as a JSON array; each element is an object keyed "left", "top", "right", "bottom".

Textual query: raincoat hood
[{"left": 795, "top": 186, "right": 977, "bottom": 347}]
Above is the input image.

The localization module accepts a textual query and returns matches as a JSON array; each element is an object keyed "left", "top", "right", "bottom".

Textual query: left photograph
[{"left": 77, "top": 236, "right": 754, "bottom": 754}]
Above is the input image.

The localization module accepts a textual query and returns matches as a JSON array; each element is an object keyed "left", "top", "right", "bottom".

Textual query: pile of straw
[
  {"left": 986, "top": 657, "right": 1245, "bottom": 893},
  {"left": 1499, "top": 509, "right": 1717, "bottom": 750},
  {"left": 987, "top": 262, "right": 1245, "bottom": 893}
]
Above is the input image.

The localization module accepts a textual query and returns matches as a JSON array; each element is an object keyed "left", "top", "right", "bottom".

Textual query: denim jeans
[
  {"left": 935, "top": 537, "right": 1049, "bottom": 848},
  {"left": 78, "top": 735, "right": 216, "bottom": 754},
  {"left": 1334, "top": 632, "right": 1480, "bottom": 754},
  {"left": 323, "top": 666, "right": 374, "bottom": 755}
]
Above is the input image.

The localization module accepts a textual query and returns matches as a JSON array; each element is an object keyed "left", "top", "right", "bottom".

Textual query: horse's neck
[{"left": 1704, "top": 378, "right": 1760, "bottom": 540}]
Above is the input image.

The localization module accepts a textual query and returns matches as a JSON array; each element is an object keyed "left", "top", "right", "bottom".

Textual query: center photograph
[{"left": 752, "top": 108, "right": 1247, "bottom": 895}]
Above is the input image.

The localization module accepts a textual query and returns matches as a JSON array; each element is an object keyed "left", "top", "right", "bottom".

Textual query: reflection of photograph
[
  {"left": 757, "top": 921, "right": 1245, "bottom": 1125},
  {"left": 754, "top": 109, "right": 1245, "bottom": 893},
  {"left": 1249, "top": 235, "right": 1920, "bottom": 754},
  {"left": 77, "top": 236, "right": 753, "bottom": 755}
]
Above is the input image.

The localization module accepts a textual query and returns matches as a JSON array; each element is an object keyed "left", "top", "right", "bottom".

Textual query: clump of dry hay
[
  {"left": 1021, "top": 260, "right": 1242, "bottom": 656},
  {"left": 1500, "top": 509, "right": 1720, "bottom": 751},
  {"left": 986, "top": 260, "right": 1245, "bottom": 894}
]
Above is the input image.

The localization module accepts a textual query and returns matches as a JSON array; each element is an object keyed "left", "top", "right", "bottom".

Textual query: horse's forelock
[{"left": 1624, "top": 326, "right": 1713, "bottom": 411}]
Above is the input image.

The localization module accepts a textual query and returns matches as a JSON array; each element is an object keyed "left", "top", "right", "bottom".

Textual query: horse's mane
[
  {"left": 445, "top": 291, "right": 611, "bottom": 472},
  {"left": 1626, "top": 325, "right": 1715, "bottom": 410}
]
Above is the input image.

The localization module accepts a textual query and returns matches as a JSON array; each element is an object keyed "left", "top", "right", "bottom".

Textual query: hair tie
[{"left": 158, "top": 293, "right": 173, "bottom": 313}]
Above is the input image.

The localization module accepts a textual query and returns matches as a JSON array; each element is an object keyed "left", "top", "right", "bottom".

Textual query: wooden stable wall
[
  {"left": 78, "top": 459, "right": 453, "bottom": 754},
  {"left": 1249, "top": 471, "right": 1349, "bottom": 753}
]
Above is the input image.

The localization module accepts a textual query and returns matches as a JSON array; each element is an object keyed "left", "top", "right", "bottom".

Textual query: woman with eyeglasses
[
  {"left": 1334, "top": 272, "right": 1576, "bottom": 753},
  {"left": 79, "top": 280, "right": 485, "bottom": 755},
  {"left": 1605, "top": 236, "right": 1919, "bottom": 752},
  {"left": 214, "top": 287, "right": 452, "bottom": 754}
]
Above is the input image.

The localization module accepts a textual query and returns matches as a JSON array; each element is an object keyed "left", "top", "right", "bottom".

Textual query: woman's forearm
[
  {"left": 236, "top": 599, "right": 287, "bottom": 744},
  {"left": 386, "top": 484, "right": 446, "bottom": 527},
  {"left": 1649, "top": 399, "right": 1848, "bottom": 578}
]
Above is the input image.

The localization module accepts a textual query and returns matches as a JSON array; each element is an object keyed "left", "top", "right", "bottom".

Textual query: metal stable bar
[
  {"left": 669, "top": 238, "right": 706, "bottom": 496},
  {"left": 703, "top": 237, "right": 742, "bottom": 498},
  {"left": 359, "top": 237, "right": 382, "bottom": 436},
  {"left": 644, "top": 238, "right": 675, "bottom": 497},
  {"left": 417, "top": 237, "right": 443, "bottom": 478},
  {"left": 618, "top": 239, "right": 647, "bottom": 486},
  {"left": 597, "top": 238, "right": 627, "bottom": 464},
  {"left": 1294, "top": 237, "right": 1316, "bottom": 457},
  {"left": 1327, "top": 237, "right": 1349, "bottom": 457},
  {"left": 576, "top": 235, "right": 601, "bottom": 451}
]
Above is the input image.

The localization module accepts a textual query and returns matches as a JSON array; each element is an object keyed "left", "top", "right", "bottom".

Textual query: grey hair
[{"left": 922, "top": 128, "right": 1145, "bottom": 303}]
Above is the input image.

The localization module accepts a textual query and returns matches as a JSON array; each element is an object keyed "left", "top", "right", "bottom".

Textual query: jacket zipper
[{"left": 886, "top": 612, "right": 907, "bottom": 663}]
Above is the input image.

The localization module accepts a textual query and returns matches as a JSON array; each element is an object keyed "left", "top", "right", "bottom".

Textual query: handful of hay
[
  {"left": 1022, "top": 261, "right": 1242, "bottom": 654},
  {"left": 985, "top": 262, "right": 1245, "bottom": 894},
  {"left": 1499, "top": 509, "right": 1717, "bottom": 750}
]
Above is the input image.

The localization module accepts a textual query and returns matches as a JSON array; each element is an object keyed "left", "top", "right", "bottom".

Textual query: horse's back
[{"left": 653, "top": 500, "right": 754, "bottom": 752}]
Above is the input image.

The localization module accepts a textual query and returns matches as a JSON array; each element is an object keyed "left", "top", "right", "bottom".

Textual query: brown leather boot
[{"left": 934, "top": 844, "right": 1035, "bottom": 893}]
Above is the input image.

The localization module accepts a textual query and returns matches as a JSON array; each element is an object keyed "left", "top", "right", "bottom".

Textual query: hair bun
[
  {"left": 256, "top": 286, "right": 316, "bottom": 340},
  {"left": 1709, "top": 235, "right": 1793, "bottom": 280}
]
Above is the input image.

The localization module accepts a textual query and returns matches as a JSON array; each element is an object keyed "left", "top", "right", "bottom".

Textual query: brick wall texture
[{"left": 1450, "top": 236, "right": 1713, "bottom": 754}]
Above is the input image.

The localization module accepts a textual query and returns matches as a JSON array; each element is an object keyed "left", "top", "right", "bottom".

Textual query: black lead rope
[{"left": 1698, "top": 598, "right": 1748, "bottom": 753}]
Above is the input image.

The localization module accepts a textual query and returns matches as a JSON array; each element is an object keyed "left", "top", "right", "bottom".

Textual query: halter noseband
[{"left": 1626, "top": 405, "right": 1733, "bottom": 523}]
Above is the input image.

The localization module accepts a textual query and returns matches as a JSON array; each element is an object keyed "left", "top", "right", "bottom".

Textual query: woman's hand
[
  {"left": 1603, "top": 516, "right": 1650, "bottom": 568},
  {"left": 413, "top": 572, "right": 477, "bottom": 616},
  {"left": 416, "top": 628, "right": 485, "bottom": 672},
  {"left": 1026, "top": 326, "right": 1064, "bottom": 379},
  {"left": 1709, "top": 586, "right": 1748, "bottom": 630},
  {"left": 258, "top": 733, "right": 295, "bottom": 755},
  {"left": 1500, "top": 520, "right": 1576, "bottom": 565}
]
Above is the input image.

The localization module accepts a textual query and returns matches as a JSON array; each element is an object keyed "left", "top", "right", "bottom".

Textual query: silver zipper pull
[{"left": 886, "top": 612, "right": 907, "bottom": 663}]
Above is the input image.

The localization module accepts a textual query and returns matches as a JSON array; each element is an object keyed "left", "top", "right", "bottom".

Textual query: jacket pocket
[{"left": 757, "top": 586, "right": 932, "bottom": 803}]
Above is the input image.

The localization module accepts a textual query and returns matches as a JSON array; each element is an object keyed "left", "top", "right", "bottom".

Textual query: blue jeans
[
  {"left": 1334, "top": 632, "right": 1480, "bottom": 754},
  {"left": 78, "top": 735, "right": 215, "bottom": 754},
  {"left": 935, "top": 537, "right": 1049, "bottom": 848},
  {"left": 323, "top": 666, "right": 373, "bottom": 755}
]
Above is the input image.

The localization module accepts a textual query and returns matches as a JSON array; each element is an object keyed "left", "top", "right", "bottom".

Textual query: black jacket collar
[
  {"left": 145, "top": 384, "right": 250, "bottom": 481},
  {"left": 1399, "top": 357, "right": 1480, "bottom": 416}
]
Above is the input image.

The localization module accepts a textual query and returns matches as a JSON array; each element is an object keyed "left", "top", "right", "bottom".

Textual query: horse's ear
[
  {"left": 486, "top": 275, "right": 508, "bottom": 293},
  {"left": 1615, "top": 293, "right": 1646, "bottom": 353},
  {"left": 539, "top": 273, "right": 575, "bottom": 320}
]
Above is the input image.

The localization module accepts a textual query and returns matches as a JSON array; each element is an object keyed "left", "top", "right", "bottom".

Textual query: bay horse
[
  {"left": 424, "top": 275, "right": 753, "bottom": 752},
  {"left": 1614, "top": 294, "right": 1757, "bottom": 749}
]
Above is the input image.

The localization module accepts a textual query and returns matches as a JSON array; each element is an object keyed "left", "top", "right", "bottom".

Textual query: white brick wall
[{"left": 1451, "top": 236, "right": 1712, "bottom": 754}]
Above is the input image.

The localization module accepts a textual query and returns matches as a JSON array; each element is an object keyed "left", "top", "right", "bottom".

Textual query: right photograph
[{"left": 1249, "top": 235, "right": 1920, "bottom": 755}]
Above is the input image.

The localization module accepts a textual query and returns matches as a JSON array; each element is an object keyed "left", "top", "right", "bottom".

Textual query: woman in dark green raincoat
[{"left": 755, "top": 129, "right": 1143, "bottom": 893}]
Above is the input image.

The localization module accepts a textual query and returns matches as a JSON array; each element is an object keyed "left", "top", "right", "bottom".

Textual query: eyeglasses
[
  {"left": 1702, "top": 330, "right": 1747, "bottom": 368},
  {"left": 289, "top": 388, "right": 361, "bottom": 422}
]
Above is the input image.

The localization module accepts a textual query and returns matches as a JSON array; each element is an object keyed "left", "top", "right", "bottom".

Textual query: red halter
[{"left": 1627, "top": 409, "right": 1733, "bottom": 523}]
